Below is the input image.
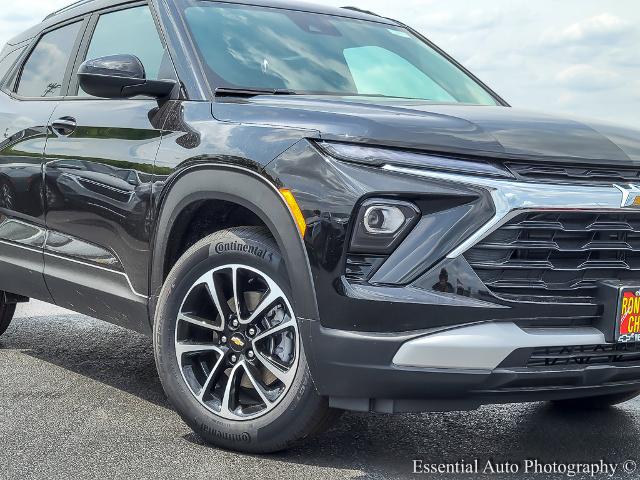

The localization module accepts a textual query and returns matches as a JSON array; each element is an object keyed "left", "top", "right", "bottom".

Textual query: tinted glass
[
  {"left": 17, "top": 22, "right": 82, "bottom": 98},
  {"left": 181, "top": 2, "right": 498, "bottom": 105},
  {"left": 83, "top": 6, "right": 165, "bottom": 85},
  {"left": 344, "top": 46, "right": 456, "bottom": 102},
  {"left": 0, "top": 46, "right": 26, "bottom": 85}
]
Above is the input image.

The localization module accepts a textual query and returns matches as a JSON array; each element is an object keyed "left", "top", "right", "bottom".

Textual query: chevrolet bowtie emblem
[
  {"left": 614, "top": 184, "right": 640, "bottom": 208},
  {"left": 230, "top": 336, "right": 245, "bottom": 347}
]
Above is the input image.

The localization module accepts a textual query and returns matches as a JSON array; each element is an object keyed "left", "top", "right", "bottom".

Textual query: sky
[{"left": 0, "top": 0, "right": 638, "bottom": 128}]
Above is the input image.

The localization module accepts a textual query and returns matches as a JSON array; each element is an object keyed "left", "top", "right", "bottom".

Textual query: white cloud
[
  {"left": 606, "top": 47, "right": 640, "bottom": 68},
  {"left": 563, "top": 13, "right": 631, "bottom": 43},
  {"left": 416, "top": 9, "right": 502, "bottom": 32},
  {"left": 0, "top": 0, "right": 69, "bottom": 45},
  {"left": 541, "top": 13, "right": 632, "bottom": 47},
  {"left": 556, "top": 64, "right": 623, "bottom": 91}
]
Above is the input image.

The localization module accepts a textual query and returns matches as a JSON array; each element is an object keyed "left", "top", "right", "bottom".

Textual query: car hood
[{"left": 212, "top": 96, "right": 640, "bottom": 167}]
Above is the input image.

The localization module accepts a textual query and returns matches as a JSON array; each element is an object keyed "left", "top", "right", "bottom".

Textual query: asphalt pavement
[{"left": 1, "top": 300, "right": 640, "bottom": 480}]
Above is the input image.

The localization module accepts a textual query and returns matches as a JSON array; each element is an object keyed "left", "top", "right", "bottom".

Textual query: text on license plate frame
[{"left": 618, "top": 288, "right": 640, "bottom": 343}]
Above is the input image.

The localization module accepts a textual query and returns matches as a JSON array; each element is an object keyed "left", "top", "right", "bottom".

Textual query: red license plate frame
[{"left": 618, "top": 288, "right": 640, "bottom": 343}]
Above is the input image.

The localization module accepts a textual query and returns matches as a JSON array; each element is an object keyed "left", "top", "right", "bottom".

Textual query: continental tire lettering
[
  {"left": 200, "top": 423, "right": 252, "bottom": 444},
  {"left": 214, "top": 241, "right": 274, "bottom": 262},
  {"left": 214, "top": 242, "right": 273, "bottom": 262}
]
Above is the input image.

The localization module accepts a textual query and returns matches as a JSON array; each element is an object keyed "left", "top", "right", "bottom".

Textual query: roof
[
  {"left": 8, "top": 0, "right": 117, "bottom": 45},
  {"left": 8, "top": 0, "right": 397, "bottom": 45},
  {"left": 44, "top": 0, "right": 98, "bottom": 20}
]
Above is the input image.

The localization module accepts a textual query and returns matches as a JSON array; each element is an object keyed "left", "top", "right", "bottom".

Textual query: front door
[
  {"left": 42, "top": 3, "right": 174, "bottom": 332},
  {"left": 0, "top": 21, "right": 85, "bottom": 302}
]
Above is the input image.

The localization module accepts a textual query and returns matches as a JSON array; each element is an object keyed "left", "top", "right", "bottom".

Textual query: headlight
[{"left": 317, "top": 141, "right": 513, "bottom": 179}]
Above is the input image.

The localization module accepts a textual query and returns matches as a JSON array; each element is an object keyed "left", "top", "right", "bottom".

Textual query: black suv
[{"left": 1, "top": 0, "right": 640, "bottom": 453}]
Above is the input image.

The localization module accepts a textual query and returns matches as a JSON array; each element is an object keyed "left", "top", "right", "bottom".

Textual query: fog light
[
  {"left": 364, "top": 205, "right": 406, "bottom": 234},
  {"left": 350, "top": 199, "right": 420, "bottom": 254}
]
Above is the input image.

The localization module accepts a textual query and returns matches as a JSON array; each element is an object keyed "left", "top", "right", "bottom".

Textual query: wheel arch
[{"left": 149, "top": 164, "right": 319, "bottom": 326}]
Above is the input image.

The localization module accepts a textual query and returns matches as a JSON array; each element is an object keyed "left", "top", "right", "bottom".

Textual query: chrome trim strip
[
  {"left": 44, "top": 251, "right": 148, "bottom": 299},
  {"left": 0, "top": 238, "right": 42, "bottom": 253},
  {"left": 392, "top": 322, "right": 606, "bottom": 370},
  {"left": 45, "top": 230, "right": 123, "bottom": 270},
  {"left": 614, "top": 184, "right": 640, "bottom": 208},
  {"left": 0, "top": 214, "right": 145, "bottom": 299},
  {"left": 382, "top": 165, "right": 626, "bottom": 258},
  {"left": 0, "top": 239, "right": 148, "bottom": 299}
]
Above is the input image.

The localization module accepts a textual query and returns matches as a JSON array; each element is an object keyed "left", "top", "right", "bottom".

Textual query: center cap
[{"left": 229, "top": 333, "right": 247, "bottom": 352}]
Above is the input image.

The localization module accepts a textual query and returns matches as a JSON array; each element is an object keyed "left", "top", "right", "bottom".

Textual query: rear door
[
  {"left": 43, "top": 3, "right": 175, "bottom": 331},
  {"left": 0, "top": 20, "right": 86, "bottom": 301}
]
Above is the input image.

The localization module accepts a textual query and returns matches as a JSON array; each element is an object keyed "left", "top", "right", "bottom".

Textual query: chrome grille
[{"left": 465, "top": 212, "right": 640, "bottom": 298}]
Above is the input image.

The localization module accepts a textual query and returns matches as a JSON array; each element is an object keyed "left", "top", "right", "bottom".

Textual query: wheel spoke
[
  {"left": 219, "top": 362, "right": 242, "bottom": 416},
  {"left": 253, "top": 316, "right": 297, "bottom": 343},
  {"left": 175, "top": 341, "right": 223, "bottom": 358},
  {"left": 243, "top": 274, "right": 287, "bottom": 324},
  {"left": 243, "top": 289, "right": 281, "bottom": 325},
  {"left": 202, "top": 274, "right": 229, "bottom": 330},
  {"left": 232, "top": 266, "right": 242, "bottom": 319},
  {"left": 198, "top": 353, "right": 227, "bottom": 400},
  {"left": 251, "top": 316, "right": 298, "bottom": 384},
  {"left": 242, "top": 361, "right": 274, "bottom": 406},
  {"left": 232, "top": 269, "right": 286, "bottom": 325},
  {"left": 178, "top": 313, "right": 223, "bottom": 332},
  {"left": 252, "top": 349, "right": 292, "bottom": 384}
]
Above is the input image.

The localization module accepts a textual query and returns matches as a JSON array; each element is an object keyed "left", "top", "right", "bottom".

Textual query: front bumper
[
  {"left": 305, "top": 319, "right": 640, "bottom": 413},
  {"left": 270, "top": 141, "right": 640, "bottom": 410},
  {"left": 392, "top": 322, "right": 605, "bottom": 370}
]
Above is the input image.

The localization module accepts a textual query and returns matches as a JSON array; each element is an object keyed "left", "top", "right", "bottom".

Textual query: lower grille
[
  {"left": 345, "top": 255, "right": 386, "bottom": 283},
  {"left": 528, "top": 343, "right": 640, "bottom": 368},
  {"left": 465, "top": 211, "right": 640, "bottom": 299}
]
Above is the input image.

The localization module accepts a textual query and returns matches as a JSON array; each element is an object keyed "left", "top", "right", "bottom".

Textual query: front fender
[{"left": 149, "top": 164, "right": 320, "bottom": 327}]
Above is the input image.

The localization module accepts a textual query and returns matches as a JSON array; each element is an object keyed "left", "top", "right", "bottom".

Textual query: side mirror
[{"left": 77, "top": 54, "right": 176, "bottom": 99}]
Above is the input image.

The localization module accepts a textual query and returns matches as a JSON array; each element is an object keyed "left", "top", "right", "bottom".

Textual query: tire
[
  {"left": 551, "top": 390, "right": 640, "bottom": 410},
  {"left": 0, "top": 299, "right": 16, "bottom": 337},
  {"left": 154, "top": 227, "right": 339, "bottom": 453}
]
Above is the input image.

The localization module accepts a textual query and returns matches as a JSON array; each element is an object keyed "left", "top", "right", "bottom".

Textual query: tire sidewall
[{"left": 154, "top": 228, "right": 317, "bottom": 451}]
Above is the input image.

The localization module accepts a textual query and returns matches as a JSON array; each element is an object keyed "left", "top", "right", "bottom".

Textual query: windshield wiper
[{"left": 214, "top": 87, "right": 296, "bottom": 97}]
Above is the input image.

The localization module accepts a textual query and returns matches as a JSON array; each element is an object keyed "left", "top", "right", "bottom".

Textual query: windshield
[{"left": 180, "top": 2, "right": 499, "bottom": 105}]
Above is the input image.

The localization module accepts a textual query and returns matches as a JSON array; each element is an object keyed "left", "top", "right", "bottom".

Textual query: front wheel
[
  {"left": 551, "top": 390, "right": 640, "bottom": 410},
  {"left": 154, "top": 227, "right": 338, "bottom": 453}
]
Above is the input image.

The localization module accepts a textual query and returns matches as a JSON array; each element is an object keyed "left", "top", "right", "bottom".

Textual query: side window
[
  {"left": 0, "top": 46, "right": 26, "bottom": 86},
  {"left": 79, "top": 5, "right": 167, "bottom": 97},
  {"left": 16, "top": 22, "right": 83, "bottom": 98}
]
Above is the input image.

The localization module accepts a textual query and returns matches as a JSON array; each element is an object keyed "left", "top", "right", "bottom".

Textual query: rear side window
[
  {"left": 17, "top": 22, "right": 83, "bottom": 98},
  {"left": 81, "top": 5, "right": 166, "bottom": 90},
  {"left": 0, "top": 46, "right": 26, "bottom": 86}
]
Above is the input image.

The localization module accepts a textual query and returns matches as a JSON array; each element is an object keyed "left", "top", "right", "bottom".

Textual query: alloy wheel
[{"left": 175, "top": 264, "right": 299, "bottom": 420}]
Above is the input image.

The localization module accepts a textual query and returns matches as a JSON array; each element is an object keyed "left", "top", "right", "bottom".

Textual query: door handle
[{"left": 52, "top": 117, "right": 77, "bottom": 136}]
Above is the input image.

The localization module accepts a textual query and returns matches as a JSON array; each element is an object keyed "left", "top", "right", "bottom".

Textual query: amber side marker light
[{"left": 279, "top": 188, "right": 307, "bottom": 238}]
